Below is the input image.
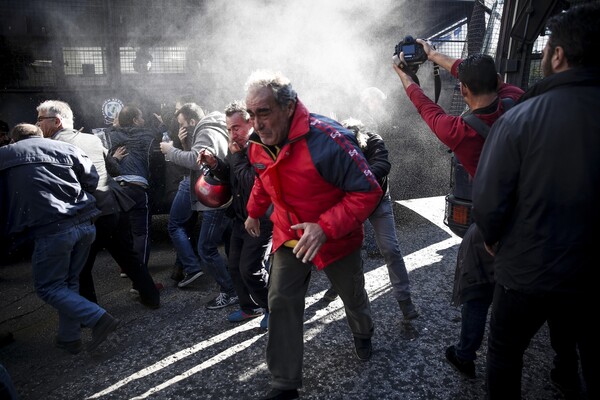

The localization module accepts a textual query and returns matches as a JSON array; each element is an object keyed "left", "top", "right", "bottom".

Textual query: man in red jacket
[
  {"left": 244, "top": 70, "right": 382, "bottom": 400},
  {"left": 393, "top": 46, "right": 523, "bottom": 379}
]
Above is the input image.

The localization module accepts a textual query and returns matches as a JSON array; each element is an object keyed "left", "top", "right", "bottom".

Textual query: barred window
[
  {"left": 63, "top": 47, "right": 105, "bottom": 75},
  {"left": 528, "top": 34, "right": 549, "bottom": 87},
  {"left": 120, "top": 46, "right": 187, "bottom": 74}
]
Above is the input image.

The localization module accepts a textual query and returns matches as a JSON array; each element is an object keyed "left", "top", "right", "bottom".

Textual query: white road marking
[{"left": 86, "top": 196, "right": 459, "bottom": 399}]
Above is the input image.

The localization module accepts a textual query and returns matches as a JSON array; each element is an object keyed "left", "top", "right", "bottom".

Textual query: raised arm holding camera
[
  {"left": 392, "top": 39, "right": 523, "bottom": 176},
  {"left": 392, "top": 42, "right": 524, "bottom": 380}
]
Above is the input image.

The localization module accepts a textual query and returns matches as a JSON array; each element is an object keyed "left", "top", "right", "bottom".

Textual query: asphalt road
[{"left": 0, "top": 196, "right": 570, "bottom": 400}]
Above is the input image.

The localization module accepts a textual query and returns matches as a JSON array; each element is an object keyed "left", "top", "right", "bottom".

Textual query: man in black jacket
[
  {"left": 473, "top": 4, "right": 600, "bottom": 399},
  {"left": 198, "top": 101, "right": 272, "bottom": 329}
]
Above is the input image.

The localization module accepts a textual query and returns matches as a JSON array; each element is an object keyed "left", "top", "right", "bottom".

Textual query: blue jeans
[
  {"left": 456, "top": 297, "right": 492, "bottom": 361},
  {"left": 31, "top": 221, "right": 105, "bottom": 342},
  {"left": 168, "top": 177, "right": 201, "bottom": 274},
  {"left": 368, "top": 193, "right": 411, "bottom": 300},
  {"left": 168, "top": 177, "right": 233, "bottom": 293},
  {"left": 198, "top": 208, "right": 233, "bottom": 294}
]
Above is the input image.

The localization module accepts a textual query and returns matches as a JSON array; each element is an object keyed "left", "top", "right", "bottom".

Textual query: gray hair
[
  {"left": 341, "top": 117, "right": 368, "bottom": 150},
  {"left": 244, "top": 70, "right": 297, "bottom": 109},
  {"left": 224, "top": 100, "right": 250, "bottom": 121},
  {"left": 36, "top": 100, "right": 74, "bottom": 129}
]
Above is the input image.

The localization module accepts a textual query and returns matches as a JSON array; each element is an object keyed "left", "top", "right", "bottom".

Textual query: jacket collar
[
  {"left": 520, "top": 67, "right": 600, "bottom": 103},
  {"left": 287, "top": 98, "right": 310, "bottom": 143}
]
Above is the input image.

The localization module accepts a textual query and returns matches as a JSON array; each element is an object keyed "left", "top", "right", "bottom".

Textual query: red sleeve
[
  {"left": 406, "top": 84, "right": 465, "bottom": 150},
  {"left": 318, "top": 187, "right": 382, "bottom": 241},
  {"left": 450, "top": 59, "right": 463, "bottom": 78}
]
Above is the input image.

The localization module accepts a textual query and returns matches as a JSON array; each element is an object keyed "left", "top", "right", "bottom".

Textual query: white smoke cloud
[{"left": 183, "top": 0, "right": 412, "bottom": 116}]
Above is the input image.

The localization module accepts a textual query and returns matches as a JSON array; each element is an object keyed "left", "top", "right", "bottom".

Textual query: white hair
[{"left": 36, "top": 100, "right": 74, "bottom": 129}]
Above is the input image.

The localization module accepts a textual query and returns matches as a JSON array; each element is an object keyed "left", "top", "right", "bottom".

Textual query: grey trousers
[{"left": 267, "top": 247, "right": 374, "bottom": 390}]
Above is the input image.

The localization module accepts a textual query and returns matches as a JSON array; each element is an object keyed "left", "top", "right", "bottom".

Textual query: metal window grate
[
  {"left": 432, "top": 0, "right": 505, "bottom": 117},
  {"left": 63, "top": 47, "right": 105, "bottom": 75},
  {"left": 120, "top": 46, "right": 187, "bottom": 74},
  {"left": 527, "top": 35, "right": 548, "bottom": 87}
]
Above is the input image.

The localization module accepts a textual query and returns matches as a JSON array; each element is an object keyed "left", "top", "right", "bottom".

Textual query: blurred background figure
[{"left": 0, "top": 120, "right": 10, "bottom": 146}]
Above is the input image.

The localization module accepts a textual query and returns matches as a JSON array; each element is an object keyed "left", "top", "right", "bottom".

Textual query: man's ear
[
  {"left": 552, "top": 46, "right": 569, "bottom": 72},
  {"left": 460, "top": 82, "right": 469, "bottom": 98},
  {"left": 189, "top": 118, "right": 197, "bottom": 127},
  {"left": 286, "top": 101, "right": 296, "bottom": 118},
  {"left": 54, "top": 115, "right": 64, "bottom": 130}
]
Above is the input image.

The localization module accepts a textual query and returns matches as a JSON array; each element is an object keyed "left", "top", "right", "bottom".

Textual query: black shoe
[
  {"left": 398, "top": 298, "right": 419, "bottom": 320},
  {"left": 0, "top": 331, "right": 14, "bottom": 348},
  {"left": 260, "top": 388, "right": 299, "bottom": 400},
  {"left": 87, "top": 312, "right": 120, "bottom": 352},
  {"left": 353, "top": 337, "right": 372, "bottom": 361},
  {"left": 177, "top": 270, "right": 204, "bottom": 288},
  {"left": 550, "top": 368, "right": 580, "bottom": 399},
  {"left": 445, "top": 345, "right": 475, "bottom": 378},
  {"left": 322, "top": 287, "right": 338, "bottom": 302},
  {"left": 170, "top": 265, "right": 184, "bottom": 282},
  {"left": 54, "top": 337, "right": 82, "bottom": 355},
  {"left": 140, "top": 296, "right": 160, "bottom": 309}
]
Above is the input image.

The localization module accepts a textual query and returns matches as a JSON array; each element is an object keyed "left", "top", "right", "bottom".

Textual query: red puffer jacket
[{"left": 247, "top": 99, "right": 382, "bottom": 269}]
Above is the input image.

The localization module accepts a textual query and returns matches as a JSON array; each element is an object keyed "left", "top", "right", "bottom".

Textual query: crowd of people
[{"left": 0, "top": 3, "right": 598, "bottom": 400}]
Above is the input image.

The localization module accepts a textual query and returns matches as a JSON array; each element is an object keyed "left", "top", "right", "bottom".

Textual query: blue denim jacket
[
  {"left": 0, "top": 137, "right": 100, "bottom": 237},
  {"left": 106, "top": 126, "right": 160, "bottom": 187}
]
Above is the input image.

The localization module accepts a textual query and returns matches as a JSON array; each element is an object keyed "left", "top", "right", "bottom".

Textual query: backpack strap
[{"left": 462, "top": 98, "right": 515, "bottom": 139}]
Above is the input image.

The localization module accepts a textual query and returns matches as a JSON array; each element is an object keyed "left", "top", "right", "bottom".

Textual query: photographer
[
  {"left": 392, "top": 42, "right": 523, "bottom": 378},
  {"left": 392, "top": 40, "right": 523, "bottom": 176}
]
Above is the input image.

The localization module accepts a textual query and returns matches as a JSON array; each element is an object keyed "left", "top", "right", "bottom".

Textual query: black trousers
[
  {"left": 79, "top": 211, "right": 159, "bottom": 306},
  {"left": 228, "top": 218, "right": 271, "bottom": 312},
  {"left": 486, "top": 283, "right": 596, "bottom": 399}
]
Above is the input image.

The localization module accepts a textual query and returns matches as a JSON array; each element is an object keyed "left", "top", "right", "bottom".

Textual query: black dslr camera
[{"left": 393, "top": 35, "right": 428, "bottom": 68}]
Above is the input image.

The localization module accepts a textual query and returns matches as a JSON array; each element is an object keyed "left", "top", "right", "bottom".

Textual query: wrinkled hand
[
  {"left": 197, "top": 148, "right": 216, "bottom": 168},
  {"left": 159, "top": 141, "right": 173, "bottom": 154},
  {"left": 112, "top": 146, "right": 128, "bottom": 161},
  {"left": 245, "top": 217, "right": 260, "bottom": 238},
  {"left": 290, "top": 222, "right": 326, "bottom": 263}
]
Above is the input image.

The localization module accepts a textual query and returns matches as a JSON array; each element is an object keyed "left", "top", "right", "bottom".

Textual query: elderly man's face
[
  {"left": 36, "top": 112, "right": 61, "bottom": 138},
  {"left": 245, "top": 87, "right": 294, "bottom": 146}
]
